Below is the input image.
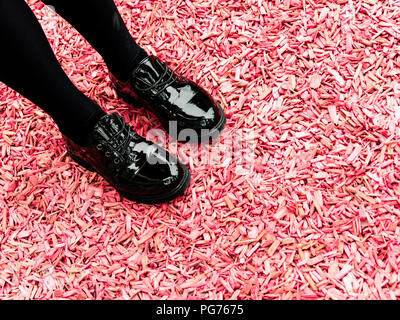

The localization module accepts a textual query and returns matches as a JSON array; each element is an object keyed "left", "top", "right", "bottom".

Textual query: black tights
[{"left": 0, "top": 0, "right": 147, "bottom": 146}]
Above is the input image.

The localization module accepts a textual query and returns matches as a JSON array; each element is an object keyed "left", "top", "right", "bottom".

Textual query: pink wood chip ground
[{"left": 1, "top": 0, "right": 400, "bottom": 300}]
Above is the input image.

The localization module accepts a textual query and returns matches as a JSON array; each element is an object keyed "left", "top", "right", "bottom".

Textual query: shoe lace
[
  {"left": 137, "top": 60, "right": 178, "bottom": 95},
  {"left": 97, "top": 115, "right": 140, "bottom": 165}
]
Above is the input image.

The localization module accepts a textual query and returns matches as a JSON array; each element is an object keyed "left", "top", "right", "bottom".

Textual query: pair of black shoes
[{"left": 64, "top": 56, "right": 226, "bottom": 204}]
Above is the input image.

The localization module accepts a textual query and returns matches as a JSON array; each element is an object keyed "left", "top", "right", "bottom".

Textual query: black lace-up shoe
[
  {"left": 110, "top": 56, "right": 226, "bottom": 143},
  {"left": 63, "top": 113, "right": 191, "bottom": 204}
]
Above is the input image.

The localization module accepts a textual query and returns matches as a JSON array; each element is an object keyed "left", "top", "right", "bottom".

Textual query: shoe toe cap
[
  {"left": 120, "top": 144, "right": 188, "bottom": 196},
  {"left": 189, "top": 86, "right": 222, "bottom": 128}
]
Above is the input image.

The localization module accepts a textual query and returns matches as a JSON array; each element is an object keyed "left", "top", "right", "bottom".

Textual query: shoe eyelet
[
  {"left": 96, "top": 144, "right": 103, "bottom": 150},
  {"left": 114, "top": 158, "right": 120, "bottom": 164},
  {"left": 105, "top": 151, "right": 111, "bottom": 158}
]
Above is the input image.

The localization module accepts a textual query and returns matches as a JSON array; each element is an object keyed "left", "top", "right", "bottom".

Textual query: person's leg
[
  {"left": 40, "top": 0, "right": 226, "bottom": 143},
  {"left": 0, "top": 0, "right": 106, "bottom": 146},
  {"left": 41, "top": 0, "right": 147, "bottom": 82}
]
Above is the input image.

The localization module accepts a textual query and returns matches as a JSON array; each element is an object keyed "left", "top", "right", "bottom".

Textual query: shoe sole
[
  {"left": 115, "top": 87, "right": 226, "bottom": 143},
  {"left": 66, "top": 150, "right": 191, "bottom": 204}
]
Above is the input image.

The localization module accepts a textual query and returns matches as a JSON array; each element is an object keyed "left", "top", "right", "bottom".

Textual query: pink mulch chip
[{"left": 1, "top": 0, "right": 400, "bottom": 300}]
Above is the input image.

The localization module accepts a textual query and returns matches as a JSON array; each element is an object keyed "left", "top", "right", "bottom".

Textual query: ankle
[
  {"left": 108, "top": 48, "right": 148, "bottom": 82},
  {"left": 60, "top": 109, "right": 106, "bottom": 147}
]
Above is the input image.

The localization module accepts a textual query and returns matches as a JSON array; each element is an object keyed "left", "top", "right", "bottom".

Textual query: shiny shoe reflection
[
  {"left": 64, "top": 113, "right": 191, "bottom": 204},
  {"left": 110, "top": 56, "right": 226, "bottom": 143}
]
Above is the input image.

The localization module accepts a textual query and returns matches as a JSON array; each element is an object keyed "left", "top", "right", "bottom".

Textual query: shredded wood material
[{"left": 1, "top": 0, "right": 400, "bottom": 300}]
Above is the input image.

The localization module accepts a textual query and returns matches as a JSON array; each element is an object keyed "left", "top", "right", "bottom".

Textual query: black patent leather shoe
[
  {"left": 110, "top": 56, "right": 226, "bottom": 143},
  {"left": 63, "top": 113, "right": 191, "bottom": 204}
]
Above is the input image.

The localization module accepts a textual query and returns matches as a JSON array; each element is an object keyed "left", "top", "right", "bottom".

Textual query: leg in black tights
[
  {"left": 0, "top": 0, "right": 106, "bottom": 146},
  {"left": 41, "top": 0, "right": 147, "bottom": 81}
]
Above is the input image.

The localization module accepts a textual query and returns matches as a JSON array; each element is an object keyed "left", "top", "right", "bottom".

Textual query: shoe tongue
[
  {"left": 94, "top": 113, "right": 123, "bottom": 141},
  {"left": 133, "top": 56, "right": 165, "bottom": 87}
]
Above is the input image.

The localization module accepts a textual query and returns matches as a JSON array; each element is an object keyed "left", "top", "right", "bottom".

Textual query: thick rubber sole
[
  {"left": 115, "top": 87, "right": 226, "bottom": 143},
  {"left": 66, "top": 150, "right": 191, "bottom": 204}
]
